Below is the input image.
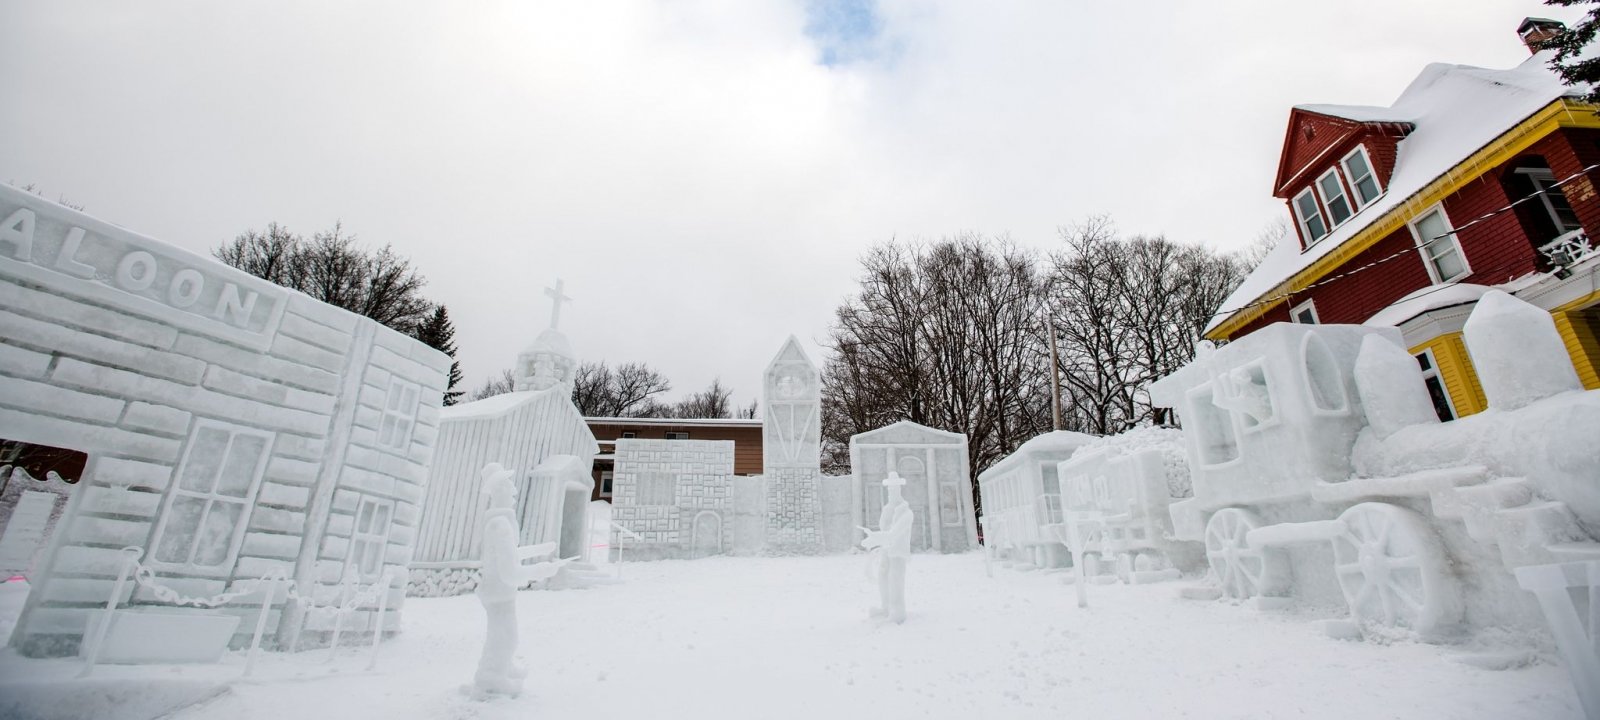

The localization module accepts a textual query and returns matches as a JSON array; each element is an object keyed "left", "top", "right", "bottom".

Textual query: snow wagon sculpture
[
  {"left": 1053, "top": 429, "right": 1197, "bottom": 584},
  {"left": 1149, "top": 292, "right": 1600, "bottom": 638}
]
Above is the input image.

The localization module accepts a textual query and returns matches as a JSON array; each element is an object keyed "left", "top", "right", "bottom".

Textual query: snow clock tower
[{"left": 762, "top": 336, "right": 824, "bottom": 553}]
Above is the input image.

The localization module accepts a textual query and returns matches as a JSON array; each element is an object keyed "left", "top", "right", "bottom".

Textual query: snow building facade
[{"left": 0, "top": 185, "right": 451, "bottom": 657}]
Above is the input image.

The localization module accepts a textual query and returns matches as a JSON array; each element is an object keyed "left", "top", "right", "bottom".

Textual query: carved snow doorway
[
  {"left": 558, "top": 484, "right": 590, "bottom": 562},
  {"left": 895, "top": 456, "right": 931, "bottom": 552},
  {"left": 691, "top": 511, "right": 723, "bottom": 559},
  {"left": 0, "top": 440, "right": 85, "bottom": 580}
]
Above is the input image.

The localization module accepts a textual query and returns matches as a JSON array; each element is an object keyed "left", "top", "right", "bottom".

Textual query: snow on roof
[
  {"left": 1210, "top": 51, "right": 1582, "bottom": 335},
  {"left": 979, "top": 430, "right": 1099, "bottom": 480},
  {"left": 1293, "top": 103, "right": 1410, "bottom": 124},
  {"left": 441, "top": 388, "right": 563, "bottom": 420},
  {"left": 1362, "top": 283, "right": 1491, "bottom": 327},
  {"left": 584, "top": 416, "right": 763, "bottom": 427}
]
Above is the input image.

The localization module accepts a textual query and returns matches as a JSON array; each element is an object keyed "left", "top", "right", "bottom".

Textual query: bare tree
[
  {"left": 672, "top": 378, "right": 734, "bottom": 419},
  {"left": 571, "top": 360, "right": 673, "bottom": 417},
  {"left": 469, "top": 369, "right": 517, "bottom": 401},
  {"left": 214, "top": 222, "right": 433, "bottom": 334}
]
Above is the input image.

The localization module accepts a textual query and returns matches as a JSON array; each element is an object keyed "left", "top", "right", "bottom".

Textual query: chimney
[{"left": 1518, "top": 17, "right": 1565, "bottom": 54}]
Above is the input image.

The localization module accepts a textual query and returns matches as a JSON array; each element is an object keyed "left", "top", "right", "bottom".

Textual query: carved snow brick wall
[
  {"left": 0, "top": 186, "right": 450, "bottom": 656},
  {"left": 610, "top": 438, "right": 734, "bottom": 560}
]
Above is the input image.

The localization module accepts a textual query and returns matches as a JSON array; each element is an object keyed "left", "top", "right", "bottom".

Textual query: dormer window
[
  {"left": 1341, "top": 147, "right": 1383, "bottom": 207},
  {"left": 1294, "top": 189, "right": 1329, "bottom": 245},
  {"left": 1317, "top": 169, "right": 1353, "bottom": 226}
]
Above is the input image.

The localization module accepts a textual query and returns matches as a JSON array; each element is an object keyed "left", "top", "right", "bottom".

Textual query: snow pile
[{"left": 1068, "top": 426, "right": 1190, "bottom": 499}]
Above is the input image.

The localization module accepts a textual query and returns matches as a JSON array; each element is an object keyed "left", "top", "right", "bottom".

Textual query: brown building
[{"left": 584, "top": 417, "right": 764, "bottom": 501}]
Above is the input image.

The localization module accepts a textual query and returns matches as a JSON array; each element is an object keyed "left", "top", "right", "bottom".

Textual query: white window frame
[
  {"left": 1341, "top": 146, "right": 1383, "bottom": 208},
  {"left": 345, "top": 495, "right": 394, "bottom": 583},
  {"left": 1293, "top": 187, "right": 1330, "bottom": 247},
  {"left": 1290, "top": 298, "right": 1320, "bottom": 324},
  {"left": 1316, "top": 168, "right": 1354, "bottom": 228},
  {"left": 1414, "top": 349, "right": 1459, "bottom": 421},
  {"left": 1409, "top": 205, "right": 1472, "bottom": 284},
  {"left": 664, "top": 431, "right": 689, "bottom": 440},
  {"left": 1517, "top": 167, "right": 1583, "bottom": 235},
  {"left": 378, "top": 378, "right": 420, "bottom": 454},
  {"left": 599, "top": 470, "right": 615, "bottom": 498},
  {"left": 148, "top": 419, "right": 274, "bottom": 577}
]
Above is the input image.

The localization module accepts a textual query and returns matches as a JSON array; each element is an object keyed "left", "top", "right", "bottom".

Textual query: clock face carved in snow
[{"left": 775, "top": 372, "right": 808, "bottom": 400}]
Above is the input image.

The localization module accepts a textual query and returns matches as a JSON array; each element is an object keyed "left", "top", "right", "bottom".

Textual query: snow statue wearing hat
[
  {"left": 861, "top": 471, "right": 915, "bottom": 624},
  {"left": 471, "top": 462, "right": 567, "bottom": 699}
]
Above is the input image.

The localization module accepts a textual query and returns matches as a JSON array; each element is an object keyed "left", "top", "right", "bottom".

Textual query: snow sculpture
[
  {"left": 0, "top": 186, "right": 450, "bottom": 657},
  {"left": 1056, "top": 428, "right": 1199, "bottom": 586},
  {"left": 1352, "top": 334, "right": 1439, "bottom": 439},
  {"left": 848, "top": 421, "right": 978, "bottom": 554},
  {"left": 976, "top": 431, "right": 1098, "bottom": 569},
  {"left": 762, "top": 336, "right": 825, "bottom": 554},
  {"left": 472, "top": 462, "right": 565, "bottom": 699},
  {"left": 609, "top": 438, "right": 735, "bottom": 560},
  {"left": 861, "top": 472, "right": 914, "bottom": 624},
  {"left": 1515, "top": 561, "right": 1600, "bottom": 719},
  {"left": 1462, "top": 289, "right": 1582, "bottom": 411},
  {"left": 411, "top": 282, "right": 598, "bottom": 597},
  {"left": 513, "top": 280, "right": 578, "bottom": 393}
]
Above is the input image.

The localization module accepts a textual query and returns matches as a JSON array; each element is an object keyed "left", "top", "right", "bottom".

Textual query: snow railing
[
  {"left": 81, "top": 546, "right": 398, "bottom": 680},
  {"left": 613, "top": 524, "right": 642, "bottom": 580},
  {"left": 1515, "top": 561, "right": 1600, "bottom": 719}
]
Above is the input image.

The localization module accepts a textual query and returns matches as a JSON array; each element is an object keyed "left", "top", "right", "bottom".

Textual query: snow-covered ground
[{"left": 0, "top": 553, "right": 1583, "bottom": 719}]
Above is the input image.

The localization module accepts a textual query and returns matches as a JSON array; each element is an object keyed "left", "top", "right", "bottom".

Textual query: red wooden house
[{"left": 1208, "top": 18, "right": 1600, "bottom": 422}]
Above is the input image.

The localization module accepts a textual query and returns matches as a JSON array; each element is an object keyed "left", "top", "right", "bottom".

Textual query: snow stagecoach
[{"left": 1146, "top": 290, "right": 1600, "bottom": 639}]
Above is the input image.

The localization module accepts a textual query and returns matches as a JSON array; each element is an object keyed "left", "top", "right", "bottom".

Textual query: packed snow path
[{"left": 167, "top": 553, "right": 1574, "bottom": 719}]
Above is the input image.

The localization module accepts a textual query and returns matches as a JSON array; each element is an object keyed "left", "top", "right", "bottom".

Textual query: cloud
[{"left": 0, "top": 1, "right": 1580, "bottom": 407}]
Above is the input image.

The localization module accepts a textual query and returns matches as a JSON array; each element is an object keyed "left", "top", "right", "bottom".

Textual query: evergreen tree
[
  {"left": 1540, "top": 4, "right": 1600, "bottom": 103},
  {"left": 412, "top": 305, "right": 464, "bottom": 406}
]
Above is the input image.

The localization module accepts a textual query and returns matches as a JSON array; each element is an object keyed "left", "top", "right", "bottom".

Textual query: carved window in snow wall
[
  {"left": 1187, "top": 384, "right": 1239, "bottom": 467},
  {"left": 379, "top": 379, "right": 420, "bottom": 452},
  {"left": 150, "top": 421, "right": 273, "bottom": 575},
  {"left": 638, "top": 472, "right": 676, "bottom": 506},
  {"left": 346, "top": 496, "right": 393, "bottom": 583},
  {"left": 1300, "top": 333, "right": 1349, "bottom": 414}
]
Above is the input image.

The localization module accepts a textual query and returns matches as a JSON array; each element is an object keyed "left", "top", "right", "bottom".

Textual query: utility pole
[{"left": 1047, "top": 312, "right": 1064, "bottom": 432}]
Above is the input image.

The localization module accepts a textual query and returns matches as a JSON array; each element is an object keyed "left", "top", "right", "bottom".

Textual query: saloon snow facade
[
  {"left": 0, "top": 185, "right": 451, "bottom": 656},
  {"left": 1211, "top": 19, "right": 1600, "bottom": 419}
]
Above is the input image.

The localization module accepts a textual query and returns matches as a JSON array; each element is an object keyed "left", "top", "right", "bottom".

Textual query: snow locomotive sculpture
[{"left": 1148, "top": 291, "right": 1600, "bottom": 638}]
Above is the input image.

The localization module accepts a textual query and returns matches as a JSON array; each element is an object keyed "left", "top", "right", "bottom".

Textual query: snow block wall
[
  {"left": 610, "top": 438, "right": 734, "bottom": 560},
  {"left": 0, "top": 186, "right": 450, "bottom": 656}
]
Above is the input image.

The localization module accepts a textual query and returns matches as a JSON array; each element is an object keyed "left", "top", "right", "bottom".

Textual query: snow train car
[
  {"left": 977, "top": 431, "right": 1098, "bottom": 569},
  {"left": 1052, "top": 429, "right": 1202, "bottom": 583},
  {"left": 1148, "top": 290, "right": 1600, "bottom": 637}
]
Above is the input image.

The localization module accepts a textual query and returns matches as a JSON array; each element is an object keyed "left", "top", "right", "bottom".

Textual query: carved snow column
[
  {"left": 762, "top": 336, "right": 824, "bottom": 555},
  {"left": 1353, "top": 335, "right": 1440, "bottom": 439},
  {"left": 1463, "top": 290, "right": 1583, "bottom": 411}
]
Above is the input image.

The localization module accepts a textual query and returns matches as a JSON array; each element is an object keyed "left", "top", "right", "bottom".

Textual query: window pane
[
  {"left": 155, "top": 496, "right": 207, "bottom": 563},
  {"left": 1415, "top": 352, "right": 1433, "bottom": 371},
  {"left": 357, "top": 501, "right": 376, "bottom": 533},
  {"left": 1344, "top": 150, "right": 1371, "bottom": 179},
  {"left": 1424, "top": 377, "right": 1456, "bottom": 422},
  {"left": 379, "top": 416, "right": 396, "bottom": 446},
  {"left": 374, "top": 504, "right": 391, "bottom": 529},
  {"left": 1319, "top": 172, "right": 1351, "bottom": 225},
  {"left": 1354, "top": 176, "right": 1380, "bottom": 204},
  {"left": 388, "top": 382, "right": 405, "bottom": 412},
  {"left": 1415, "top": 211, "right": 1449, "bottom": 243},
  {"left": 216, "top": 434, "right": 265, "bottom": 498},
  {"left": 194, "top": 502, "right": 243, "bottom": 567},
  {"left": 1433, "top": 246, "right": 1467, "bottom": 279},
  {"left": 180, "top": 427, "right": 230, "bottom": 493},
  {"left": 1305, "top": 215, "right": 1328, "bottom": 241}
]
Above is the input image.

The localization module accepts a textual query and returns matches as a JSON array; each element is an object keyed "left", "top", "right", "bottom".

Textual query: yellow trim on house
[
  {"left": 1554, "top": 307, "right": 1600, "bottom": 391},
  {"left": 1409, "top": 333, "right": 1486, "bottom": 418},
  {"left": 1210, "top": 98, "right": 1600, "bottom": 341}
]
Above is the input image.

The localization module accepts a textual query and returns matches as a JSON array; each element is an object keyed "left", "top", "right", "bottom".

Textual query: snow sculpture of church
[
  {"left": 762, "top": 336, "right": 826, "bottom": 554},
  {"left": 409, "top": 281, "right": 599, "bottom": 597},
  {"left": 848, "top": 421, "right": 978, "bottom": 553}
]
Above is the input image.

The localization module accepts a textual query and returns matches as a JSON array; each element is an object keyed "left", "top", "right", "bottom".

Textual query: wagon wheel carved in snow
[
  {"left": 1331, "top": 503, "right": 1461, "bottom": 635},
  {"left": 1204, "top": 508, "right": 1289, "bottom": 600}
]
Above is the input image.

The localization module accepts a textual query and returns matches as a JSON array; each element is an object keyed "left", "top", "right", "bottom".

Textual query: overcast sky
[{"left": 0, "top": 1, "right": 1582, "bottom": 409}]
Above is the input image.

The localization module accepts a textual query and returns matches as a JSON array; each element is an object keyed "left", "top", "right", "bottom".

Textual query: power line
[{"left": 1211, "top": 161, "right": 1600, "bottom": 323}]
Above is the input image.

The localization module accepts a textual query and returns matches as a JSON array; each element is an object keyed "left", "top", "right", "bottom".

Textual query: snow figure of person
[
  {"left": 471, "top": 462, "right": 566, "bottom": 699},
  {"left": 861, "top": 471, "right": 915, "bottom": 624}
]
